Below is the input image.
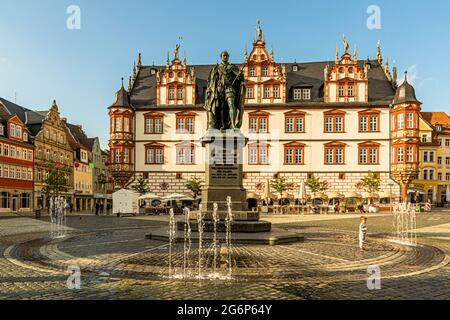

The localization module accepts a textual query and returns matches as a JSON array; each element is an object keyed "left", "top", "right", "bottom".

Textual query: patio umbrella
[
  {"left": 138, "top": 193, "right": 160, "bottom": 200},
  {"left": 432, "top": 188, "right": 437, "bottom": 204},
  {"left": 162, "top": 193, "right": 189, "bottom": 200},
  {"left": 263, "top": 179, "right": 271, "bottom": 203},
  {"left": 446, "top": 186, "right": 450, "bottom": 203},
  {"left": 298, "top": 180, "right": 307, "bottom": 200}
]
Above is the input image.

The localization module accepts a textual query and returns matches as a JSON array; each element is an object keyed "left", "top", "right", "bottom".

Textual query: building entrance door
[{"left": 11, "top": 196, "right": 18, "bottom": 212}]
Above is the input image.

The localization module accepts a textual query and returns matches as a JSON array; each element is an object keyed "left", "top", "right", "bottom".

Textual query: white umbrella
[
  {"left": 263, "top": 179, "right": 271, "bottom": 203},
  {"left": 298, "top": 180, "right": 307, "bottom": 200},
  {"left": 446, "top": 186, "right": 450, "bottom": 203},
  {"left": 138, "top": 193, "right": 160, "bottom": 200},
  {"left": 162, "top": 193, "right": 189, "bottom": 200},
  {"left": 432, "top": 188, "right": 437, "bottom": 204}
]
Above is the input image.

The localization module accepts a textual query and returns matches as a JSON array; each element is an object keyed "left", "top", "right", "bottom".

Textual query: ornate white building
[{"left": 108, "top": 25, "right": 421, "bottom": 199}]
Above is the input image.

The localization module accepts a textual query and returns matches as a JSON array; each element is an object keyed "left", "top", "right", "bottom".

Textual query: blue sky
[{"left": 0, "top": 0, "right": 449, "bottom": 148}]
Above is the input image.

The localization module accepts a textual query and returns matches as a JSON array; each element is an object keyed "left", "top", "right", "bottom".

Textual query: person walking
[{"left": 359, "top": 216, "right": 368, "bottom": 250}]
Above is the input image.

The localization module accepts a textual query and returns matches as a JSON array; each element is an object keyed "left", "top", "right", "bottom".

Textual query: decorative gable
[
  {"left": 156, "top": 45, "right": 196, "bottom": 106},
  {"left": 324, "top": 37, "right": 368, "bottom": 103},
  {"left": 243, "top": 22, "right": 286, "bottom": 105}
]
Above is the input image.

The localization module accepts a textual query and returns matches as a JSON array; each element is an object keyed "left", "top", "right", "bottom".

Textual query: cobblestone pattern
[{"left": 0, "top": 215, "right": 449, "bottom": 300}]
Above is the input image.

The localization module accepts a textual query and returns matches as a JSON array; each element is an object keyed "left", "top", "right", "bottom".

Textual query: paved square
[{"left": 0, "top": 212, "right": 449, "bottom": 300}]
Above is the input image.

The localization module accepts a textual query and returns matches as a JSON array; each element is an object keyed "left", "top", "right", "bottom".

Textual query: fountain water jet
[
  {"left": 49, "top": 196, "right": 67, "bottom": 239},
  {"left": 168, "top": 208, "right": 176, "bottom": 277},
  {"left": 183, "top": 207, "right": 192, "bottom": 279},
  {"left": 392, "top": 203, "right": 417, "bottom": 246}
]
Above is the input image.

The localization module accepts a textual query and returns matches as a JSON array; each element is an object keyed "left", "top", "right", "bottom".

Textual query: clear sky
[{"left": 0, "top": 0, "right": 449, "bottom": 148}]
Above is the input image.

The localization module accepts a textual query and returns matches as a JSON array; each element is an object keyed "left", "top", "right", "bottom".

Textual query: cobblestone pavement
[{"left": 0, "top": 213, "right": 449, "bottom": 300}]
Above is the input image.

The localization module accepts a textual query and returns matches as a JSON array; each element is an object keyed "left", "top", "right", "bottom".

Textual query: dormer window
[
  {"left": 293, "top": 88, "right": 311, "bottom": 101},
  {"left": 262, "top": 67, "right": 268, "bottom": 77},
  {"left": 249, "top": 68, "right": 255, "bottom": 77},
  {"left": 302, "top": 89, "right": 311, "bottom": 100},
  {"left": 436, "top": 125, "right": 442, "bottom": 132},
  {"left": 0, "top": 124, "right": 3, "bottom": 136},
  {"left": 9, "top": 124, "right": 15, "bottom": 137},
  {"left": 23, "top": 132, "right": 28, "bottom": 142},
  {"left": 16, "top": 126, "right": 21, "bottom": 139}
]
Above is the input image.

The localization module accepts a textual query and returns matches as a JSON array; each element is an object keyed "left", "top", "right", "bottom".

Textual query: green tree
[
  {"left": 185, "top": 177, "right": 203, "bottom": 199},
  {"left": 356, "top": 171, "right": 381, "bottom": 203},
  {"left": 42, "top": 167, "right": 68, "bottom": 197},
  {"left": 131, "top": 177, "right": 150, "bottom": 195},
  {"left": 270, "top": 176, "right": 294, "bottom": 199},
  {"left": 305, "top": 175, "right": 329, "bottom": 193}
]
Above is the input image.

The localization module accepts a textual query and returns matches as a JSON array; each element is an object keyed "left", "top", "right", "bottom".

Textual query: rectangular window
[
  {"left": 360, "top": 116, "right": 368, "bottom": 132},
  {"left": 325, "top": 149, "right": 334, "bottom": 164},
  {"left": 249, "top": 144, "right": 268, "bottom": 165},
  {"left": 423, "top": 170, "right": 428, "bottom": 180},
  {"left": 447, "top": 157, "right": 450, "bottom": 166},
  {"left": 145, "top": 118, "right": 154, "bottom": 133},
  {"left": 10, "top": 124, "right": 15, "bottom": 137},
  {"left": 422, "top": 134, "right": 428, "bottom": 143},
  {"left": 249, "top": 68, "right": 255, "bottom": 77},
  {"left": 407, "top": 146, "right": 414, "bottom": 163},
  {"left": 123, "top": 118, "right": 129, "bottom": 132},
  {"left": 338, "top": 85, "right": 345, "bottom": 97},
  {"left": 438, "top": 156, "right": 442, "bottom": 165},
  {"left": 247, "top": 87, "right": 253, "bottom": 99},
  {"left": 359, "top": 148, "right": 367, "bottom": 164},
  {"left": 370, "top": 116, "right": 378, "bottom": 131},
  {"left": 115, "top": 149, "right": 121, "bottom": 163},
  {"left": 249, "top": 118, "right": 258, "bottom": 133},
  {"left": 438, "top": 139, "right": 442, "bottom": 146},
  {"left": 264, "top": 86, "right": 271, "bottom": 98},
  {"left": 285, "top": 149, "right": 293, "bottom": 164},
  {"left": 262, "top": 67, "right": 268, "bottom": 77},
  {"left": 347, "top": 84, "right": 354, "bottom": 97},
  {"left": 397, "top": 114, "right": 404, "bottom": 130},
  {"left": 335, "top": 116, "right": 343, "bottom": 132},
  {"left": 397, "top": 147, "right": 404, "bottom": 162},
  {"left": 176, "top": 116, "right": 195, "bottom": 134},
  {"left": 293, "top": 89, "right": 302, "bottom": 100},
  {"left": 123, "top": 149, "right": 129, "bottom": 163},
  {"left": 176, "top": 145, "right": 195, "bottom": 165},
  {"left": 177, "top": 88, "right": 183, "bottom": 100},
  {"left": 302, "top": 89, "right": 311, "bottom": 100},
  {"left": 325, "top": 117, "right": 333, "bottom": 132},
  {"left": 406, "top": 113, "right": 414, "bottom": 128},
  {"left": 438, "top": 173, "right": 442, "bottom": 181},
  {"left": 273, "top": 86, "right": 279, "bottom": 98},
  {"left": 249, "top": 115, "right": 269, "bottom": 133},
  {"left": 430, "top": 152, "right": 435, "bottom": 162},
  {"left": 285, "top": 118, "right": 294, "bottom": 133},
  {"left": 169, "top": 88, "right": 175, "bottom": 100},
  {"left": 115, "top": 118, "right": 121, "bottom": 132},
  {"left": 447, "top": 173, "right": 450, "bottom": 181}
]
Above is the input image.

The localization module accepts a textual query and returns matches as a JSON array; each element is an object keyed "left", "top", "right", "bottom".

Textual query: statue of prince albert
[{"left": 204, "top": 51, "right": 246, "bottom": 131}]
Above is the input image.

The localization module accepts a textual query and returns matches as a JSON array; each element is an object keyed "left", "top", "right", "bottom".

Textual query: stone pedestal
[{"left": 201, "top": 129, "right": 248, "bottom": 212}]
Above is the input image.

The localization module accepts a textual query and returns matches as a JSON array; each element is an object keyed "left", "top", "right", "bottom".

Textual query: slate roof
[
  {"left": 128, "top": 59, "right": 396, "bottom": 109},
  {"left": 0, "top": 97, "right": 47, "bottom": 136},
  {"left": 64, "top": 122, "right": 92, "bottom": 150},
  {"left": 394, "top": 76, "right": 421, "bottom": 105}
]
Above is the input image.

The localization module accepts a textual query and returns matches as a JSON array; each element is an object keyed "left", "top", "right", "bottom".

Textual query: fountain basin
[{"left": 146, "top": 227, "right": 304, "bottom": 246}]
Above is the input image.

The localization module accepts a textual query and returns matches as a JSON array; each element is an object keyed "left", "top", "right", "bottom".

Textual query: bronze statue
[{"left": 204, "top": 51, "right": 246, "bottom": 130}]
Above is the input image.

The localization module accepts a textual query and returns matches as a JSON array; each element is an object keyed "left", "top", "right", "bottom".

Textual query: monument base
[{"left": 177, "top": 220, "right": 272, "bottom": 233}]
